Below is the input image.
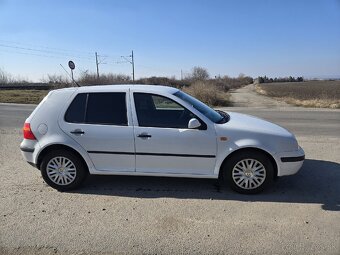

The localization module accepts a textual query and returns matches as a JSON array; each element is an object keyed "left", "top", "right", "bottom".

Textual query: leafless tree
[{"left": 190, "top": 66, "right": 210, "bottom": 81}]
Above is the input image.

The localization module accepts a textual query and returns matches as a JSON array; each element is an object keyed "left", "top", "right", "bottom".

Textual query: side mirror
[{"left": 188, "top": 118, "right": 201, "bottom": 129}]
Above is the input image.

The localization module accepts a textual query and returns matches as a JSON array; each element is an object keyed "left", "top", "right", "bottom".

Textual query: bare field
[
  {"left": 0, "top": 90, "right": 48, "bottom": 104},
  {"left": 256, "top": 81, "right": 340, "bottom": 108}
]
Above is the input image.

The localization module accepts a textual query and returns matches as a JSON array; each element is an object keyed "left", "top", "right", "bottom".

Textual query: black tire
[
  {"left": 40, "top": 149, "right": 88, "bottom": 191},
  {"left": 222, "top": 150, "right": 274, "bottom": 194}
]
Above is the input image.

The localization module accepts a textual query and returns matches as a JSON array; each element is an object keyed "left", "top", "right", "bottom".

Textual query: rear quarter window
[{"left": 64, "top": 93, "right": 87, "bottom": 123}]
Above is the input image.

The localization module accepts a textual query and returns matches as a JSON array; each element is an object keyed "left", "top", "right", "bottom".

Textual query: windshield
[{"left": 174, "top": 91, "right": 224, "bottom": 123}]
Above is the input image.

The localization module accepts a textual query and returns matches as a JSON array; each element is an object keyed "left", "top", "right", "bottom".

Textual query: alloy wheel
[
  {"left": 232, "top": 159, "right": 266, "bottom": 190},
  {"left": 46, "top": 156, "right": 77, "bottom": 185}
]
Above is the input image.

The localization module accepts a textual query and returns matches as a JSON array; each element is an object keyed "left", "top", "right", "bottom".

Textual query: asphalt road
[
  {"left": 0, "top": 101, "right": 339, "bottom": 255},
  {"left": 1, "top": 102, "right": 339, "bottom": 136}
]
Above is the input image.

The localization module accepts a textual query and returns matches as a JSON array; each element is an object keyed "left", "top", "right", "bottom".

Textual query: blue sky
[{"left": 0, "top": 0, "right": 339, "bottom": 81}]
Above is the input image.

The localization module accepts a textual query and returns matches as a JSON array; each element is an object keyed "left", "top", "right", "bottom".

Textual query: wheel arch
[
  {"left": 218, "top": 147, "right": 278, "bottom": 179},
  {"left": 37, "top": 144, "right": 89, "bottom": 173}
]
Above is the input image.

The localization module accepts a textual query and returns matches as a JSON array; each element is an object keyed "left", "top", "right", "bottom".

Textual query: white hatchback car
[{"left": 20, "top": 85, "right": 304, "bottom": 194}]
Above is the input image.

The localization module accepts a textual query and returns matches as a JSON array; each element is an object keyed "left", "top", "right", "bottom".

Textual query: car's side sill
[{"left": 89, "top": 170, "right": 218, "bottom": 179}]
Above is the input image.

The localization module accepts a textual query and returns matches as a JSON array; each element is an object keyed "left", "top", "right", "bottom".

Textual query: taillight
[{"left": 23, "top": 123, "right": 36, "bottom": 140}]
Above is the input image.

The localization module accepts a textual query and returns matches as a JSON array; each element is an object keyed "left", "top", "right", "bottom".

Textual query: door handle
[
  {"left": 137, "top": 133, "right": 152, "bottom": 138},
  {"left": 70, "top": 129, "right": 85, "bottom": 135}
]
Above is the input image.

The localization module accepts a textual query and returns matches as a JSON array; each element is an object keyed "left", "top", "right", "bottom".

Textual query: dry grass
[
  {"left": 256, "top": 81, "right": 340, "bottom": 108},
  {"left": 0, "top": 83, "right": 232, "bottom": 107},
  {"left": 183, "top": 81, "right": 231, "bottom": 106},
  {"left": 0, "top": 90, "right": 48, "bottom": 104}
]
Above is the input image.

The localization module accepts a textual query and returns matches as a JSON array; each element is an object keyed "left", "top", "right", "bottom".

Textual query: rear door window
[
  {"left": 86, "top": 93, "right": 127, "bottom": 125},
  {"left": 65, "top": 92, "right": 127, "bottom": 126}
]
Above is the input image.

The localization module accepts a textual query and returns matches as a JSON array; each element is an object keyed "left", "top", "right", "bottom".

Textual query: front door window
[{"left": 134, "top": 93, "right": 195, "bottom": 129}]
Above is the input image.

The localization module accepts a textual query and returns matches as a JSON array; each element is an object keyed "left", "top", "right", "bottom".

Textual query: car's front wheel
[
  {"left": 40, "top": 150, "right": 87, "bottom": 191},
  {"left": 223, "top": 150, "right": 274, "bottom": 194}
]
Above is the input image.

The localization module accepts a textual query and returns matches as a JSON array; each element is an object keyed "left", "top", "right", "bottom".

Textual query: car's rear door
[
  {"left": 59, "top": 90, "right": 135, "bottom": 172},
  {"left": 131, "top": 92, "right": 217, "bottom": 175}
]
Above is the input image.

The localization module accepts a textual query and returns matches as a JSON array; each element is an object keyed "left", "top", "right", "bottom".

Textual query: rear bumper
[
  {"left": 27, "top": 161, "right": 38, "bottom": 169},
  {"left": 276, "top": 146, "right": 305, "bottom": 176},
  {"left": 20, "top": 145, "right": 35, "bottom": 153},
  {"left": 20, "top": 139, "right": 41, "bottom": 168}
]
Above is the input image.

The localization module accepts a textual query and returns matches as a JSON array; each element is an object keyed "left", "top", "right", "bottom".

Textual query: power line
[
  {"left": 0, "top": 48, "right": 96, "bottom": 64},
  {"left": 0, "top": 39, "right": 94, "bottom": 56},
  {"left": 0, "top": 40, "right": 125, "bottom": 60},
  {"left": 0, "top": 43, "right": 94, "bottom": 60},
  {"left": 0, "top": 42, "right": 138, "bottom": 79},
  {"left": 0, "top": 40, "right": 130, "bottom": 63},
  {"left": 0, "top": 48, "right": 79, "bottom": 60}
]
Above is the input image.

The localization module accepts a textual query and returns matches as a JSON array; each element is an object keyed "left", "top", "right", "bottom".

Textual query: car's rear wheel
[
  {"left": 223, "top": 150, "right": 274, "bottom": 194},
  {"left": 40, "top": 150, "right": 87, "bottom": 191}
]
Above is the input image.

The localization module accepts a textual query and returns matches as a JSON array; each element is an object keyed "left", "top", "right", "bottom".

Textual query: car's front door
[
  {"left": 59, "top": 92, "right": 135, "bottom": 172},
  {"left": 132, "top": 92, "right": 217, "bottom": 175}
]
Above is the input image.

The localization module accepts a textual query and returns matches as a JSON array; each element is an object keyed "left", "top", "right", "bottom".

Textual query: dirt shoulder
[{"left": 229, "top": 84, "right": 291, "bottom": 108}]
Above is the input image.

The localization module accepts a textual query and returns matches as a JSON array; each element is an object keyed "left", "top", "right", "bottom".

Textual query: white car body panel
[
  {"left": 20, "top": 88, "right": 97, "bottom": 173},
  {"left": 59, "top": 123, "right": 136, "bottom": 172},
  {"left": 129, "top": 89, "right": 217, "bottom": 175},
  {"left": 133, "top": 126, "right": 217, "bottom": 175},
  {"left": 58, "top": 89, "right": 136, "bottom": 172},
  {"left": 20, "top": 84, "right": 305, "bottom": 180}
]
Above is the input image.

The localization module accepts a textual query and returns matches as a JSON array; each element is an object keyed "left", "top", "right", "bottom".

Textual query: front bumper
[
  {"left": 280, "top": 155, "right": 305, "bottom": 162},
  {"left": 275, "top": 146, "right": 305, "bottom": 176}
]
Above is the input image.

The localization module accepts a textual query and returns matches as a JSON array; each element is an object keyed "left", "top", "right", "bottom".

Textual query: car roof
[{"left": 73, "top": 84, "right": 179, "bottom": 94}]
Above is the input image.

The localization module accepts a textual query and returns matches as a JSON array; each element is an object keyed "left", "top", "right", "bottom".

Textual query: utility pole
[
  {"left": 95, "top": 52, "right": 99, "bottom": 79},
  {"left": 181, "top": 69, "right": 183, "bottom": 80},
  {"left": 131, "top": 50, "right": 135, "bottom": 81},
  {"left": 121, "top": 50, "right": 135, "bottom": 81}
]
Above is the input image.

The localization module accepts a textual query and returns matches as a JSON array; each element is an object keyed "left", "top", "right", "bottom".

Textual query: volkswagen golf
[{"left": 20, "top": 85, "right": 305, "bottom": 194}]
